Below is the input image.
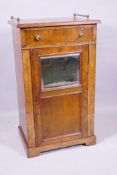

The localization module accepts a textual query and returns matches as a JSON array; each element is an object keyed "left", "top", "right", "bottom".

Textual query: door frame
[{"left": 30, "top": 45, "right": 88, "bottom": 146}]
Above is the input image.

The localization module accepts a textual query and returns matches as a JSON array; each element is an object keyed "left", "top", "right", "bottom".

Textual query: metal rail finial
[
  {"left": 74, "top": 13, "right": 90, "bottom": 20},
  {"left": 11, "top": 16, "right": 20, "bottom": 23}
]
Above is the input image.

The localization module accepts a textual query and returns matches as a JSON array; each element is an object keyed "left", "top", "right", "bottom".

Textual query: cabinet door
[{"left": 30, "top": 46, "right": 88, "bottom": 146}]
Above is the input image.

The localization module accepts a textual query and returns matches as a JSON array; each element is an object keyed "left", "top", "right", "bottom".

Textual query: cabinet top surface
[{"left": 8, "top": 17, "right": 100, "bottom": 29}]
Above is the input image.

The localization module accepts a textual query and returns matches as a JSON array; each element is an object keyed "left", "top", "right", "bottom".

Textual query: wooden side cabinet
[{"left": 9, "top": 15, "right": 100, "bottom": 157}]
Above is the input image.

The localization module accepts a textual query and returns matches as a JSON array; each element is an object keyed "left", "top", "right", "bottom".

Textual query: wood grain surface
[{"left": 9, "top": 18, "right": 99, "bottom": 157}]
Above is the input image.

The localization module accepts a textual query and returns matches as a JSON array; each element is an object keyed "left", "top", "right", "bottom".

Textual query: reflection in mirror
[{"left": 40, "top": 53, "right": 81, "bottom": 89}]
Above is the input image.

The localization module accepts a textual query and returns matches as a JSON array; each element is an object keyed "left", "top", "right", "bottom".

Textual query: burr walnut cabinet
[{"left": 9, "top": 15, "right": 100, "bottom": 157}]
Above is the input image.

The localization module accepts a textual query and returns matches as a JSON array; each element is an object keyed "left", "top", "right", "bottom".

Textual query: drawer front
[{"left": 21, "top": 25, "right": 93, "bottom": 48}]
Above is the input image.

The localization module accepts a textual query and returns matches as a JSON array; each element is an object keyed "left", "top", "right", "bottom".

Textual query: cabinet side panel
[
  {"left": 87, "top": 44, "right": 96, "bottom": 136},
  {"left": 12, "top": 27, "right": 28, "bottom": 141},
  {"left": 22, "top": 50, "right": 36, "bottom": 147}
]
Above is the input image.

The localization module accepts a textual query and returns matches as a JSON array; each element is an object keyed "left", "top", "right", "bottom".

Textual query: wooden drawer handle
[
  {"left": 79, "top": 32, "right": 84, "bottom": 38},
  {"left": 35, "top": 35, "right": 43, "bottom": 41}
]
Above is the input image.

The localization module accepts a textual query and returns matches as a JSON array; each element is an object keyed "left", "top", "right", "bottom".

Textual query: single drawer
[{"left": 21, "top": 25, "right": 93, "bottom": 48}]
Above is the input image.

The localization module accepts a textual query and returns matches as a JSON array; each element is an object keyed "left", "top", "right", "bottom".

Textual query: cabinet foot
[
  {"left": 85, "top": 135, "right": 96, "bottom": 146},
  {"left": 27, "top": 149, "right": 40, "bottom": 158}
]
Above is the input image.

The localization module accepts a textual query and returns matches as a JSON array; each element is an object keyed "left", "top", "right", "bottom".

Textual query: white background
[{"left": 0, "top": 0, "right": 117, "bottom": 175}]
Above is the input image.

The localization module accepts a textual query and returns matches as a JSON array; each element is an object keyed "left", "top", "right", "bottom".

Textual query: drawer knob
[
  {"left": 79, "top": 32, "right": 84, "bottom": 37},
  {"left": 35, "top": 35, "right": 43, "bottom": 41}
]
